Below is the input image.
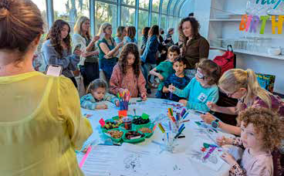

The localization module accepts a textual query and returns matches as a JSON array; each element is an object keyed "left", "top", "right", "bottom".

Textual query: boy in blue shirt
[
  {"left": 150, "top": 45, "right": 180, "bottom": 98},
  {"left": 163, "top": 57, "right": 191, "bottom": 102},
  {"left": 168, "top": 59, "right": 221, "bottom": 112}
]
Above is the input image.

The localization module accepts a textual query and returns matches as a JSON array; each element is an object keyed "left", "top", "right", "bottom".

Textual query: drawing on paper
[
  {"left": 123, "top": 154, "right": 142, "bottom": 173},
  {"left": 189, "top": 143, "right": 219, "bottom": 164}
]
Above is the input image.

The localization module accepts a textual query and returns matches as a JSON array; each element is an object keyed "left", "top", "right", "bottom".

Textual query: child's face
[
  {"left": 127, "top": 53, "right": 135, "bottom": 66},
  {"left": 91, "top": 87, "right": 106, "bottom": 101},
  {"left": 240, "top": 122, "right": 263, "bottom": 150},
  {"left": 168, "top": 51, "right": 179, "bottom": 62},
  {"left": 195, "top": 68, "right": 209, "bottom": 87},
  {"left": 173, "top": 61, "right": 186, "bottom": 75}
]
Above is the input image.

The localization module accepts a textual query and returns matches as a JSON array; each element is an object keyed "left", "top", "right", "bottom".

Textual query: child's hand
[
  {"left": 115, "top": 100, "right": 119, "bottom": 107},
  {"left": 141, "top": 93, "right": 147, "bottom": 101},
  {"left": 217, "top": 136, "right": 232, "bottom": 146},
  {"left": 179, "top": 99, "right": 188, "bottom": 107},
  {"left": 200, "top": 113, "right": 216, "bottom": 124},
  {"left": 96, "top": 104, "right": 108, "bottom": 109},
  {"left": 168, "top": 84, "right": 176, "bottom": 92},
  {"left": 221, "top": 152, "right": 237, "bottom": 166},
  {"left": 207, "top": 101, "right": 218, "bottom": 111},
  {"left": 158, "top": 74, "right": 164, "bottom": 81}
]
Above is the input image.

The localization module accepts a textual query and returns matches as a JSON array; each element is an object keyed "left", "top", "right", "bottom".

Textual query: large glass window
[
  {"left": 121, "top": 7, "right": 135, "bottom": 26},
  {"left": 174, "top": 0, "right": 184, "bottom": 17},
  {"left": 139, "top": 0, "right": 149, "bottom": 9},
  {"left": 152, "top": 0, "right": 160, "bottom": 12},
  {"left": 160, "top": 15, "right": 167, "bottom": 31},
  {"left": 176, "top": 0, "right": 186, "bottom": 17},
  {"left": 169, "top": 0, "right": 176, "bottom": 16},
  {"left": 31, "top": 0, "right": 48, "bottom": 53},
  {"left": 94, "top": 2, "right": 117, "bottom": 36},
  {"left": 122, "top": 0, "right": 135, "bottom": 6},
  {"left": 151, "top": 12, "right": 159, "bottom": 26},
  {"left": 162, "top": 0, "right": 170, "bottom": 14},
  {"left": 53, "top": 0, "right": 89, "bottom": 31},
  {"left": 138, "top": 10, "right": 149, "bottom": 47}
]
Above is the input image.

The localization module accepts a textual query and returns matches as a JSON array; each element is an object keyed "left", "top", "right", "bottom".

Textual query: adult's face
[
  {"left": 182, "top": 21, "right": 193, "bottom": 38},
  {"left": 82, "top": 20, "right": 90, "bottom": 33},
  {"left": 105, "top": 25, "right": 112, "bottom": 36}
]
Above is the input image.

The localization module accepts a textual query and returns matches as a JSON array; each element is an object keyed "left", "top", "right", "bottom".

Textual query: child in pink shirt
[
  {"left": 110, "top": 43, "right": 147, "bottom": 100},
  {"left": 218, "top": 108, "right": 282, "bottom": 176}
]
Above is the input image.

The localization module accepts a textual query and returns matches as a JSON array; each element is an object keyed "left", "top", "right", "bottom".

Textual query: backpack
[{"left": 213, "top": 45, "right": 236, "bottom": 75}]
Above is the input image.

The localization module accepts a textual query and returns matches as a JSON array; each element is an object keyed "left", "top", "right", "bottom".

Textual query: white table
[{"left": 77, "top": 98, "right": 232, "bottom": 176}]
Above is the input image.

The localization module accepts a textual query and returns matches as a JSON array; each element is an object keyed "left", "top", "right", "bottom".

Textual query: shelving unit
[{"left": 210, "top": 46, "right": 284, "bottom": 60}]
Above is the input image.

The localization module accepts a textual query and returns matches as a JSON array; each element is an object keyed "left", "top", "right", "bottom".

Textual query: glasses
[{"left": 221, "top": 89, "right": 239, "bottom": 97}]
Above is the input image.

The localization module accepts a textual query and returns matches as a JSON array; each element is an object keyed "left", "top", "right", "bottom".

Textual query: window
[
  {"left": 53, "top": 0, "right": 89, "bottom": 31},
  {"left": 121, "top": 7, "right": 135, "bottom": 26},
  {"left": 138, "top": 10, "right": 149, "bottom": 47},
  {"left": 152, "top": 0, "right": 160, "bottom": 12},
  {"left": 160, "top": 15, "right": 167, "bottom": 31},
  {"left": 122, "top": 0, "right": 135, "bottom": 6},
  {"left": 162, "top": 0, "right": 170, "bottom": 14},
  {"left": 31, "top": 0, "right": 48, "bottom": 53},
  {"left": 94, "top": 1, "right": 117, "bottom": 36},
  {"left": 139, "top": 0, "right": 149, "bottom": 9},
  {"left": 169, "top": 0, "right": 176, "bottom": 16},
  {"left": 151, "top": 12, "right": 159, "bottom": 26},
  {"left": 176, "top": 0, "right": 186, "bottom": 17}
]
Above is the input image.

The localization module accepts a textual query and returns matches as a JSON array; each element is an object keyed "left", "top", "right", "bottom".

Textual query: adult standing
[
  {"left": 141, "top": 25, "right": 160, "bottom": 94},
  {"left": 164, "top": 28, "right": 175, "bottom": 47},
  {"left": 178, "top": 17, "right": 209, "bottom": 79},
  {"left": 140, "top": 27, "right": 150, "bottom": 55},
  {"left": 114, "top": 26, "right": 126, "bottom": 44},
  {"left": 42, "top": 20, "right": 82, "bottom": 87},
  {"left": 124, "top": 26, "right": 138, "bottom": 44},
  {"left": 73, "top": 16, "right": 100, "bottom": 88},
  {"left": 97, "top": 23, "right": 123, "bottom": 83},
  {"left": 0, "top": 0, "right": 92, "bottom": 175}
]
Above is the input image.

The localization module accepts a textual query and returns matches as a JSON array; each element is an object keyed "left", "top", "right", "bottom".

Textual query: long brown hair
[
  {"left": 0, "top": 0, "right": 43, "bottom": 60},
  {"left": 149, "top": 25, "right": 159, "bottom": 37},
  {"left": 46, "top": 20, "right": 71, "bottom": 58},
  {"left": 119, "top": 43, "right": 141, "bottom": 78},
  {"left": 126, "top": 26, "right": 136, "bottom": 40}
]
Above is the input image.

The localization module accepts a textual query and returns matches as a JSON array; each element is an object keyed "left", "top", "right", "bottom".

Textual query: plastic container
[
  {"left": 101, "top": 119, "right": 120, "bottom": 133},
  {"left": 122, "top": 131, "right": 145, "bottom": 143},
  {"left": 103, "top": 129, "right": 124, "bottom": 143}
]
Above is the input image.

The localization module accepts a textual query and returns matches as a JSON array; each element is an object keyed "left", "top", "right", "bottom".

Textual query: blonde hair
[
  {"left": 219, "top": 69, "right": 272, "bottom": 108},
  {"left": 74, "top": 16, "right": 91, "bottom": 40},
  {"left": 97, "top": 22, "right": 111, "bottom": 36}
]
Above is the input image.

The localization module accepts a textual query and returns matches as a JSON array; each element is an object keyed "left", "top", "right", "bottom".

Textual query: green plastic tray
[
  {"left": 122, "top": 131, "right": 145, "bottom": 143},
  {"left": 103, "top": 129, "right": 124, "bottom": 143},
  {"left": 101, "top": 119, "right": 120, "bottom": 133},
  {"left": 136, "top": 124, "right": 154, "bottom": 138}
]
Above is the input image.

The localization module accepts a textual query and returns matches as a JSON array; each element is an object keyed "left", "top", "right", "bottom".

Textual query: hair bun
[{"left": 0, "top": 0, "right": 11, "bottom": 11}]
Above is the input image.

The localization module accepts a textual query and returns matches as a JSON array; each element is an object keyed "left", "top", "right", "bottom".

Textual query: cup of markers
[{"left": 117, "top": 90, "right": 131, "bottom": 111}]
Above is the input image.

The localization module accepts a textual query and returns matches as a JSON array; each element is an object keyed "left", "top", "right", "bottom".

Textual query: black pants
[
  {"left": 69, "top": 77, "right": 78, "bottom": 88},
  {"left": 80, "top": 62, "right": 99, "bottom": 88}
]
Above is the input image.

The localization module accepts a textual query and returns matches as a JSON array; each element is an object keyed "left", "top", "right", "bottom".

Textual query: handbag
[{"left": 213, "top": 45, "right": 236, "bottom": 75}]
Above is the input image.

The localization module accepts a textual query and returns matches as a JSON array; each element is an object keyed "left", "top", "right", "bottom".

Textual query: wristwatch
[{"left": 211, "top": 119, "right": 220, "bottom": 128}]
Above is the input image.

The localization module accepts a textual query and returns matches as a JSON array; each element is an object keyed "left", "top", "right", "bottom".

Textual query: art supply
[
  {"left": 118, "top": 90, "right": 131, "bottom": 110},
  {"left": 168, "top": 108, "right": 173, "bottom": 116},
  {"left": 99, "top": 118, "right": 105, "bottom": 127},
  {"left": 180, "top": 108, "right": 186, "bottom": 117},
  {"left": 118, "top": 110, "right": 127, "bottom": 118},
  {"left": 133, "top": 108, "right": 136, "bottom": 116},
  {"left": 158, "top": 123, "right": 165, "bottom": 133},
  {"left": 79, "top": 146, "right": 92, "bottom": 168},
  {"left": 183, "top": 112, "right": 189, "bottom": 119}
]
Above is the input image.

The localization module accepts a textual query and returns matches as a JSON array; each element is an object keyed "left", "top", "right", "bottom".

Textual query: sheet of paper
[
  {"left": 185, "top": 140, "right": 225, "bottom": 171},
  {"left": 81, "top": 145, "right": 120, "bottom": 176}
]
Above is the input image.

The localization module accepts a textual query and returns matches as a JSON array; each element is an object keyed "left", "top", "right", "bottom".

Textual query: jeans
[{"left": 80, "top": 62, "right": 99, "bottom": 88}]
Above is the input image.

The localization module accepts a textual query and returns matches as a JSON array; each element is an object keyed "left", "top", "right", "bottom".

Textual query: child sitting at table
[
  {"left": 110, "top": 43, "right": 147, "bottom": 100},
  {"left": 218, "top": 108, "right": 282, "bottom": 176},
  {"left": 149, "top": 45, "right": 180, "bottom": 98},
  {"left": 163, "top": 56, "right": 190, "bottom": 102},
  {"left": 169, "top": 59, "right": 221, "bottom": 112},
  {"left": 80, "top": 79, "right": 119, "bottom": 110}
]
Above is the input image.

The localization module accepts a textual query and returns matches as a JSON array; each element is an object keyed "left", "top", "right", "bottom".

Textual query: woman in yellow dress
[{"left": 0, "top": 0, "right": 92, "bottom": 175}]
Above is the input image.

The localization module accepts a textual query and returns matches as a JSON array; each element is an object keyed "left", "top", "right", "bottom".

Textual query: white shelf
[
  {"left": 211, "top": 46, "right": 284, "bottom": 60},
  {"left": 210, "top": 19, "right": 242, "bottom": 22}
]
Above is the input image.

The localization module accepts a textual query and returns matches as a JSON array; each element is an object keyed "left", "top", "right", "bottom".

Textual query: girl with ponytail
[{"left": 200, "top": 68, "right": 284, "bottom": 135}]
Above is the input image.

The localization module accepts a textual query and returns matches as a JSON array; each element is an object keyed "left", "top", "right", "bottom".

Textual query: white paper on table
[
  {"left": 185, "top": 139, "right": 225, "bottom": 171},
  {"left": 111, "top": 143, "right": 155, "bottom": 176},
  {"left": 81, "top": 145, "right": 120, "bottom": 176}
]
